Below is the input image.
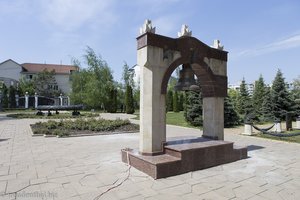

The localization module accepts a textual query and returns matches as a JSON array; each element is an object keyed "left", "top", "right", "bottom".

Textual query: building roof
[
  {"left": 0, "top": 59, "right": 22, "bottom": 67},
  {"left": 21, "top": 63, "right": 78, "bottom": 74}
]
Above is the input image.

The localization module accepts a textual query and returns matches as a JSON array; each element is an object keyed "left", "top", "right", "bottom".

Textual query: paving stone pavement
[{"left": 0, "top": 113, "right": 299, "bottom": 200}]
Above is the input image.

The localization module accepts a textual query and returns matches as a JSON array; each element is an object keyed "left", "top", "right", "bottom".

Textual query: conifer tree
[
  {"left": 184, "top": 91, "right": 203, "bottom": 126},
  {"left": 106, "top": 88, "right": 117, "bottom": 113},
  {"left": 125, "top": 85, "right": 135, "bottom": 114},
  {"left": 2, "top": 84, "right": 8, "bottom": 108},
  {"left": 261, "top": 87, "right": 274, "bottom": 121},
  {"left": 173, "top": 91, "right": 179, "bottom": 112},
  {"left": 167, "top": 90, "right": 173, "bottom": 112},
  {"left": 8, "top": 86, "right": 16, "bottom": 108},
  {"left": 178, "top": 92, "right": 184, "bottom": 111},
  {"left": 252, "top": 75, "right": 265, "bottom": 116},
  {"left": 236, "top": 78, "right": 253, "bottom": 116},
  {"left": 271, "top": 69, "right": 292, "bottom": 119},
  {"left": 224, "top": 96, "right": 240, "bottom": 127}
]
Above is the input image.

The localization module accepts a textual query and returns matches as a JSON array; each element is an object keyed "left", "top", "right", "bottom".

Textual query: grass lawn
[
  {"left": 134, "top": 111, "right": 199, "bottom": 129},
  {"left": 255, "top": 130, "right": 300, "bottom": 143}
]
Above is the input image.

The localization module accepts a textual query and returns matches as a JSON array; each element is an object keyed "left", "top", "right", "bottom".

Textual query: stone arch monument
[{"left": 122, "top": 20, "right": 247, "bottom": 179}]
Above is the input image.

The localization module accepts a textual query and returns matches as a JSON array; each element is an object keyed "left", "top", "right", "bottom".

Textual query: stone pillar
[
  {"left": 34, "top": 93, "right": 38, "bottom": 108},
  {"left": 67, "top": 96, "right": 70, "bottom": 106},
  {"left": 296, "top": 116, "right": 300, "bottom": 129},
  {"left": 15, "top": 94, "right": 19, "bottom": 108},
  {"left": 59, "top": 94, "right": 63, "bottom": 106},
  {"left": 273, "top": 119, "right": 282, "bottom": 133},
  {"left": 25, "top": 92, "right": 29, "bottom": 109},
  {"left": 138, "top": 46, "right": 167, "bottom": 155},
  {"left": 202, "top": 97, "right": 224, "bottom": 140},
  {"left": 242, "top": 122, "right": 253, "bottom": 135}
]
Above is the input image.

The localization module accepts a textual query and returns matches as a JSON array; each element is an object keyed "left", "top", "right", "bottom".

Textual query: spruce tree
[
  {"left": 252, "top": 75, "right": 265, "bottom": 116},
  {"left": 184, "top": 91, "right": 203, "bottom": 126},
  {"left": 167, "top": 90, "right": 173, "bottom": 112},
  {"left": 125, "top": 85, "right": 135, "bottom": 114},
  {"left": 271, "top": 69, "right": 292, "bottom": 119},
  {"left": 261, "top": 87, "right": 274, "bottom": 121},
  {"left": 173, "top": 91, "right": 179, "bottom": 112},
  {"left": 291, "top": 76, "right": 300, "bottom": 115},
  {"left": 8, "top": 86, "right": 16, "bottom": 108},
  {"left": 236, "top": 78, "right": 253, "bottom": 116},
  {"left": 224, "top": 96, "right": 240, "bottom": 127}
]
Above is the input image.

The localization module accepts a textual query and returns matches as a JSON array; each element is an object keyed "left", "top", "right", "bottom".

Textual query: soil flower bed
[
  {"left": 30, "top": 118, "right": 139, "bottom": 137},
  {"left": 7, "top": 112, "right": 99, "bottom": 119}
]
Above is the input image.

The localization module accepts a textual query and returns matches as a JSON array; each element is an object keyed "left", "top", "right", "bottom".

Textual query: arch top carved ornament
[{"left": 136, "top": 32, "right": 228, "bottom": 97}]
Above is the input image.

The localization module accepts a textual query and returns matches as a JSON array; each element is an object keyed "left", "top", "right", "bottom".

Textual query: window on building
[
  {"left": 26, "top": 74, "right": 33, "bottom": 80},
  {"left": 48, "top": 84, "right": 59, "bottom": 90}
]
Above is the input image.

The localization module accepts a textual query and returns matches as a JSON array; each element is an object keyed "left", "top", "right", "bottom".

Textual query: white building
[{"left": 0, "top": 59, "right": 78, "bottom": 94}]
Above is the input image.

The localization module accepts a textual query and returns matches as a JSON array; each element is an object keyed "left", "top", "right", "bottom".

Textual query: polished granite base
[{"left": 121, "top": 137, "right": 247, "bottom": 179}]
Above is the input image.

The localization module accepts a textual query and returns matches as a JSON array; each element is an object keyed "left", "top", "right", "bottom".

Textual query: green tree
[
  {"left": 70, "top": 47, "right": 114, "bottom": 110},
  {"left": 167, "top": 90, "right": 173, "bottom": 112},
  {"left": 19, "top": 78, "right": 35, "bottom": 96},
  {"left": 1, "top": 84, "right": 9, "bottom": 108},
  {"left": 271, "top": 69, "right": 292, "bottom": 119},
  {"left": 236, "top": 78, "right": 253, "bottom": 116},
  {"left": 184, "top": 91, "right": 203, "bottom": 126},
  {"left": 178, "top": 92, "right": 184, "bottom": 111},
  {"left": 252, "top": 75, "right": 266, "bottom": 116},
  {"left": 8, "top": 86, "right": 16, "bottom": 108},
  {"left": 224, "top": 96, "right": 240, "bottom": 127},
  {"left": 106, "top": 88, "right": 117, "bottom": 113},
  {"left": 34, "top": 69, "right": 61, "bottom": 97},
  {"left": 291, "top": 76, "right": 300, "bottom": 115},
  {"left": 261, "top": 87, "right": 274, "bottom": 121},
  {"left": 122, "top": 62, "right": 137, "bottom": 113},
  {"left": 125, "top": 85, "right": 135, "bottom": 114},
  {"left": 122, "top": 62, "right": 135, "bottom": 88},
  {"left": 173, "top": 91, "right": 179, "bottom": 112},
  {"left": 228, "top": 88, "right": 239, "bottom": 110}
]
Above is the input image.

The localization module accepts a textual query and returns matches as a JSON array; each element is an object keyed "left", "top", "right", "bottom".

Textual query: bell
[{"left": 174, "top": 64, "right": 200, "bottom": 91}]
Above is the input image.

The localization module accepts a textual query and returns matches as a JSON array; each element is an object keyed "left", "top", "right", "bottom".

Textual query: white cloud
[
  {"left": 39, "top": 0, "right": 116, "bottom": 32},
  {"left": 235, "top": 33, "right": 300, "bottom": 58}
]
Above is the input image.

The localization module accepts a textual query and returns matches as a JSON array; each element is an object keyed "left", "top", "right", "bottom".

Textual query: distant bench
[{"left": 36, "top": 105, "right": 83, "bottom": 116}]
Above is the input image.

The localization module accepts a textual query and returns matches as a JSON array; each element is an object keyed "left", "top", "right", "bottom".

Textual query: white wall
[
  {"left": 0, "top": 60, "right": 22, "bottom": 82},
  {"left": 55, "top": 74, "right": 71, "bottom": 94}
]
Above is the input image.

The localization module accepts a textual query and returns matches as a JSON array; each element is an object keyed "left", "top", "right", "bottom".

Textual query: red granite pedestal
[{"left": 121, "top": 137, "right": 247, "bottom": 179}]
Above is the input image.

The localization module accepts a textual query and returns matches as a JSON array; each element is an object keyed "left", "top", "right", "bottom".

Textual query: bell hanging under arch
[{"left": 174, "top": 64, "right": 200, "bottom": 91}]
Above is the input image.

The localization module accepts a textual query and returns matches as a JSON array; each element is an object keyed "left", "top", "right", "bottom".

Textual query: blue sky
[{"left": 0, "top": 0, "right": 299, "bottom": 84}]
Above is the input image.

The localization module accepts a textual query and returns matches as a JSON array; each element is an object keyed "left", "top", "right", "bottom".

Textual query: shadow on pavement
[
  {"left": 247, "top": 145, "right": 265, "bottom": 151},
  {"left": 0, "top": 138, "right": 10, "bottom": 142}
]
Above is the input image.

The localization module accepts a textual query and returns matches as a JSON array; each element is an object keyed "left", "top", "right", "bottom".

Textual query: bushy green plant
[{"left": 31, "top": 117, "right": 134, "bottom": 137}]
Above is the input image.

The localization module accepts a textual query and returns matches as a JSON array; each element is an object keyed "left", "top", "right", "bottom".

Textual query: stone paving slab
[{"left": 0, "top": 114, "right": 299, "bottom": 200}]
